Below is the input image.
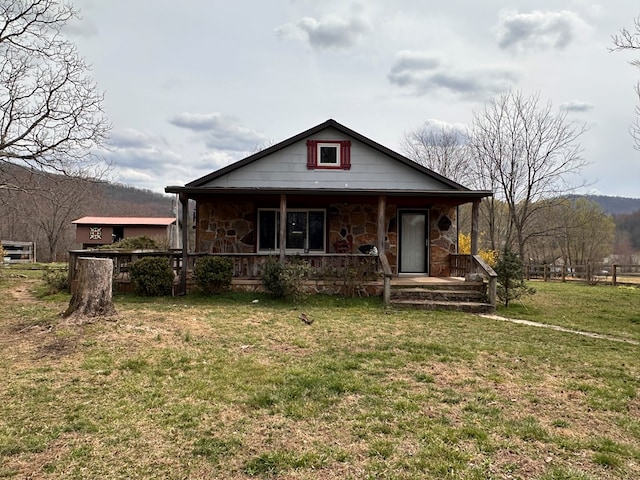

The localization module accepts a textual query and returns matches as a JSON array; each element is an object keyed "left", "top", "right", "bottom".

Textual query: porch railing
[
  {"left": 449, "top": 254, "right": 497, "bottom": 308},
  {"left": 68, "top": 249, "right": 382, "bottom": 293}
]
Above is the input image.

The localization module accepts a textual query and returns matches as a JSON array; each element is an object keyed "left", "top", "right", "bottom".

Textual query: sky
[{"left": 67, "top": 0, "right": 640, "bottom": 198}]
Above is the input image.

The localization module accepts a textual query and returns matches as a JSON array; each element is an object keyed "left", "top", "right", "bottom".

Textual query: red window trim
[{"left": 306, "top": 140, "right": 351, "bottom": 170}]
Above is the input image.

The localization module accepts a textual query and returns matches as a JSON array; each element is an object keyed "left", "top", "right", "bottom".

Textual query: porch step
[
  {"left": 390, "top": 287, "right": 486, "bottom": 302},
  {"left": 389, "top": 281, "right": 493, "bottom": 313}
]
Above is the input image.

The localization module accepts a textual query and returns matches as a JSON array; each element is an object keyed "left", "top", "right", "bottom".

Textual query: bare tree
[
  {"left": 27, "top": 172, "right": 97, "bottom": 261},
  {"left": 611, "top": 16, "right": 640, "bottom": 150},
  {"left": 0, "top": 0, "right": 110, "bottom": 186},
  {"left": 400, "top": 122, "right": 470, "bottom": 184},
  {"left": 470, "top": 90, "right": 588, "bottom": 260}
]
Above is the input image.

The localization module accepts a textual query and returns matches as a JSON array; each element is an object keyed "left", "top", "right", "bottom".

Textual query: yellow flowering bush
[{"left": 458, "top": 233, "right": 498, "bottom": 267}]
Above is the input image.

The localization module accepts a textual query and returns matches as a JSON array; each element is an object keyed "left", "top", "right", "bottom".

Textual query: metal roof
[{"left": 72, "top": 216, "right": 176, "bottom": 226}]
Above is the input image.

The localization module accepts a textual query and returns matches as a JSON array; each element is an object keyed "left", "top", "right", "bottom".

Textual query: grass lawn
[{"left": 0, "top": 269, "right": 639, "bottom": 479}]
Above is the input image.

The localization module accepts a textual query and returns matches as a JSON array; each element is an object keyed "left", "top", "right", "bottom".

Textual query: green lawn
[
  {"left": 1, "top": 271, "right": 639, "bottom": 479},
  {"left": 499, "top": 280, "right": 640, "bottom": 342}
]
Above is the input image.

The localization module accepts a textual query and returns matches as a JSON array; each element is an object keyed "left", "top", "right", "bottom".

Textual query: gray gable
[
  {"left": 198, "top": 127, "right": 457, "bottom": 191},
  {"left": 171, "top": 119, "right": 480, "bottom": 194}
]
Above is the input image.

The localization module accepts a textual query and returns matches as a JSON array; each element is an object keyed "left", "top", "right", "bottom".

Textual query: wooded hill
[
  {"left": 577, "top": 195, "right": 640, "bottom": 216},
  {"left": 0, "top": 167, "right": 173, "bottom": 262}
]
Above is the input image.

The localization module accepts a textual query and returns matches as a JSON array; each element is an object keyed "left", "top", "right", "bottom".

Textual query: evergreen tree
[{"left": 495, "top": 248, "right": 535, "bottom": 307}]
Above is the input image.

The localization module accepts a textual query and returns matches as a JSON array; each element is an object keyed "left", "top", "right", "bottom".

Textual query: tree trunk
[{"left": 64, "top": 257, "right": 117, "bottom": 322}]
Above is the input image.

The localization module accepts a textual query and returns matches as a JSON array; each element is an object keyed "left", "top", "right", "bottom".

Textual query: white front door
[{"left": 399, "top": 211, "right": 428, "bottom": 274}]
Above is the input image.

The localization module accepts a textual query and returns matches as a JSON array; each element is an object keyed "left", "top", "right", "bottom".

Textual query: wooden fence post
[{"left": 612, "top": 264, "right": 617, "bottom": 286}]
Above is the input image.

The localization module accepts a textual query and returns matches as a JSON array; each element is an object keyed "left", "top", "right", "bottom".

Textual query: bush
[
  {"left": 458, "top": 233, "right": 498, "bottom": 267},
  {"left": 194, "top": 256, "right": 234, "bottom": 293},
  {"left": 129, "top": 256, "right": 174, "bottom": 296},
  {"left": 42, "top": 266, "right": 69, "bottom": 294},
  {"left": 101, "top": 236, "right": 163, "bottom": 250},
  {"left": 495, "top": 248, "right": 535, "bottom": 307},
  {"left": 261, "top": 256, "right": 311, "bottom": 302}
]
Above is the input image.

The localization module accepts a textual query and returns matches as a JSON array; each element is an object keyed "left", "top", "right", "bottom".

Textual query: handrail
[{"left": 472, "top": 255, "right": 497, "bottom": 308}]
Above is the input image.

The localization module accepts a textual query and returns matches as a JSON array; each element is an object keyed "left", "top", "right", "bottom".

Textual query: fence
[
  {"left": 1, "top": 240, "right": 36, "bottom": 263},
  {"left": 525, "top": 264, "right": 640, "bottom": 286}
]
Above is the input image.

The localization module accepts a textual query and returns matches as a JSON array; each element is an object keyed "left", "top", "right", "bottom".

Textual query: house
[
  {"left": 71, "top": 216, "right": 177, "bottom": 249},
  {"left": 165, "top": 119, "right": 494, "bottom": 308}
]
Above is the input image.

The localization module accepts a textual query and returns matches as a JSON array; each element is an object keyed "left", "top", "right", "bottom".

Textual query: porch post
[
  {"left": 377, "top": 195, "right": 386, "bottom": 254},
  {"left": 471, "top": 199, "right": 480, "bottom": 256},
  {"left": 179, "top": 193, "right": 189, "bottom": 295},
  {"left": 279, "top": 194, "right": 286, "bottom": 263},
  {"left": 377, "top": 195, "right": 391, "bottom": 305}
]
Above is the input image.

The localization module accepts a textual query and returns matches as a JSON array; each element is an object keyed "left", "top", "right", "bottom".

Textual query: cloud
[
  {"left": 276, "top": 14, "right": 372, "bottom": 49},
  {"left": 103, "top": 130, "right": 180, "bottom": 189},
  {"left": 388, "top": 50, "right": 518, "bottom": 98},
  {"left": 198, "top": 151, "right": 237, "bottom": 171},
  {"left": 560, "top": 100, "right": 594, "bottom": 112},
  {"left": 388, "top": 51, "right": 440, "bottom": 77},
  {"left": 497, "top": 10, "right": 588, "bottom": 52},
  {"left": 107, "top": 129, "right": 163, "bottom": 149},
  {"left": 169, "top": 113, "right": 267, "bottom": 152},
  {"left": 415, "top": 119, "right": 470, "bottom": 139}
]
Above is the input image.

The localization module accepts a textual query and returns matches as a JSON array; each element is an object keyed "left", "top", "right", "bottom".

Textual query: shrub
[
  {"left": 261, "top": 256, "right": 311, "bottom": 302},
  {"left": 458, "top": 233, "right": 498, "bottom": 267},
  {"left": 129, "top": 256, "right": 174, "bottom": 296},
  {"left": 101, "top": 236, "right": 163, "bottom": 250},
  {"left": 194, "top": 256, "right": 234, "bottom": 293},
  {"left": 495, "top": 248, "right": 535, "bottom": 307},
  {"left": 42, "top": 266, "right": 69, "bottom": 294}
]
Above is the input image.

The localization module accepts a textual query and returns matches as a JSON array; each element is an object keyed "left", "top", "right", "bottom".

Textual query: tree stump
[{"left": 64, "top": 257, "right": 117, "bottom": 322}]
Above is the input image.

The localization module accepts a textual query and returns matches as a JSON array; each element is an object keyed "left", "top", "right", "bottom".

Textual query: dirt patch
[{"left": 6, "top": 278, "right": 40, "bottom": 304}]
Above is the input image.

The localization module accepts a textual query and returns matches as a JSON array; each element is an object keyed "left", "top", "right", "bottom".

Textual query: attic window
[{"left": 307, "top": 140, "right": 351, "bottom": 170}]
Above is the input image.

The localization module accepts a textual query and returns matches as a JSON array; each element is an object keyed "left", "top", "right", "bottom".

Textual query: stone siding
[
  {"left": 429, "top": 206, "right": 457, "bottom": 276},
  {"left": 195, "top": 198, "right": 456, "bottom": 277},
  {"left": 197, "top": 201, "right": 255, "bottom": 253}
]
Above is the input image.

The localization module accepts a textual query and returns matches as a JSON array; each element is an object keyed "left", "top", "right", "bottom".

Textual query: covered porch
[
  {"left": 67, "top": 248, "right": 496, "bottom": 310},
  {"left": 164, "top": 189, "right": 495, "bottom": 309}
]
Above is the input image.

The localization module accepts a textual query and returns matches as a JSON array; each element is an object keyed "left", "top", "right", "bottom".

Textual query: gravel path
[{"left": 479, "top": 313, "right": 640, "bottom": 346}]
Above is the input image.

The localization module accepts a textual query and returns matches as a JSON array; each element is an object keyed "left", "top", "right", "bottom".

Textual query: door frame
[{"left": 397, "top": 209, "right": 429, "bottom": 275}]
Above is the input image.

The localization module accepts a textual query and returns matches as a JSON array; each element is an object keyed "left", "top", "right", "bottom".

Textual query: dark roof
[{"left": 165, "top": 119, "right": 489, "bottom": 197}]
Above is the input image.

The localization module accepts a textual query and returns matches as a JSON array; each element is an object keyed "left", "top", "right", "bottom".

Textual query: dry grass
[{"left": 0, "top": 271, "right": 639, "bottom": 479}]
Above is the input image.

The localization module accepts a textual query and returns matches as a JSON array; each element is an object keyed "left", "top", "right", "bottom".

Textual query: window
[
  {"left": 258, "top": 209, "right": 326, "bottom": 252},
  {"left": 306, "top": 140, "right": 351, "bottom": 169},
  {"left": 319, "top": 143, "right": 340, "bottom": 165}
]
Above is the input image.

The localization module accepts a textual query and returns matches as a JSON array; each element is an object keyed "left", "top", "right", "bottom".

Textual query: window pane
[
  {"left": 308, "top": 211, "right": 325, "bottom": 250},
  {"left": 319, "top": 146, "right": 338, "bottom": 164},
  {"left": 286, "top": 212, "right": 306, "bottom": 249},
  {"left": 259, "top": 211, "right": 276, "bottom": 250}
]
